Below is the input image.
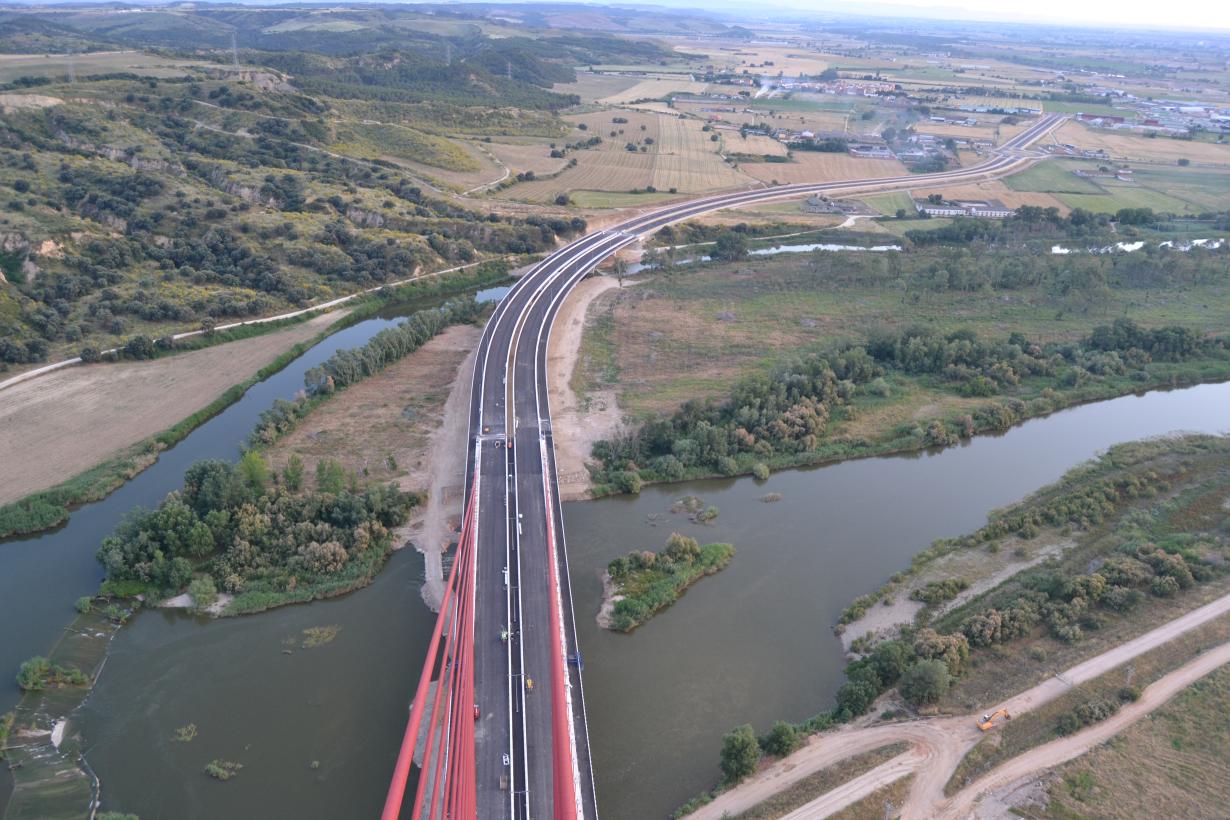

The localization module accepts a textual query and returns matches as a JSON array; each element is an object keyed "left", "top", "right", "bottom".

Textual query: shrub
[
  {"left": 752, "top": 463, "right": 770, "bottom": 481},
  {"left": 75, "top": 596, "right": 93, "bottom": 614},
  {"left": 761, "top": 721, "right": 800, "bottom": 757},
  {"left": 1150, "top": 575, "right": 1180, "bottom": 597},
  {"left": 188, "top": 576, "right": 218, "bottom": 611}
]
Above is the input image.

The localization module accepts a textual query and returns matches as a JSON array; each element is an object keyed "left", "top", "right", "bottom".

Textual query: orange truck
[{"left": 978, "top": 708, "right": 1010, "bottom": 731}]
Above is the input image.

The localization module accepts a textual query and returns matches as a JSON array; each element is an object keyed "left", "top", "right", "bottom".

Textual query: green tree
[
  {"left": 283, "top": 454, "right": 305, "bottom": 492},
  {"left": 719, "top": 724, "right": 761, "bottom": 783},
  {"left": 238, "top": 451, "right": 270, "bottom": 494},
  {"left": 185, "top": 520, "right": 215, "bottom": 558},
  {"left": 900, "top": 659, "right": 951, "bottom": 706},
  {"left": 761, "top": 721, "right": 800, "bottom": 757},
  {"left": 869, "top": 639, "right": 914, "bottom": 685},
  {"left": 316, "top": 459, "right": 347, "bottom": 494},
  {"left": 188, "top": 576, "right": 218, "bottom": 611},
  {"left": 712, "top": 231, "right": 749, "bottom": 262}
]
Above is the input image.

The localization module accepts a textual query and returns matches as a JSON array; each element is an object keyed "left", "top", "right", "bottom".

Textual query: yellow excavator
[{"left": 978, "top": 708, "right": 1010, "bottom": 731}]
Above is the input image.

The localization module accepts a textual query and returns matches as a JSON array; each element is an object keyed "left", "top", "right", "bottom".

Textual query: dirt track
[
  {"left": 690, "top": 590, "right": 1230, "bottom": 819},
  {"left": 941, "top": 638, "right": 1230, "bottom": 818},
  {"left": 0, "top": 310, "right": 343, "bottom": 506},
  {"left": 545, "top": 272, "right": 630, "bottom": 500}
]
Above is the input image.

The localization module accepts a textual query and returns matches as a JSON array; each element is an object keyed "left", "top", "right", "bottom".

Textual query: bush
[
  {"left": 614, "top": 470, "right": 643, "bottom": 494},
  {"left": 75, "top": 596, "right": 93, "bottom": 614},
  {"left": 760, "top": 721, "right": 800, "bottom": 757},
  {"left": 1150, "top": 575, "right": 1180, "bottom": 597},
  {"left": 719, "top": 724, "right": 760, "bottom": 783},
  {"left": 900, "top": 659, "right": 951, "bottom": 706},
  {"left": 188, "top": 576, "right": 218, "bottom": 610},
  {"left": 752, "top": 463, "right": 770, "bottom": 481}
]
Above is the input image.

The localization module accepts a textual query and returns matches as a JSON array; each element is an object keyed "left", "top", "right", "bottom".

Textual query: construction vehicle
[{"left": 978, "top": 708, "right": 1010, "bottom": 731}]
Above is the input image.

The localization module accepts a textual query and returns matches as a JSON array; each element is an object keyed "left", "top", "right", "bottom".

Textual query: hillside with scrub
[{"left": 0, "top": 10, "right": 693, "bottom": 370}]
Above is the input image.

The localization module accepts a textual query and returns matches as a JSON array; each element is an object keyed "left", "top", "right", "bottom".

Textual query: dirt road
[
  {"left": 545, "top": 272, "right": 631, "bottom": 500},
  {"left": 0, "top": 310, "right": 343, "bottom": 506},
  {"left": 689, "top": 590, "right": 1230, "bottom": 819},
  {"left": 940, "top": 638, "right": 1230, "bottom": 818}
]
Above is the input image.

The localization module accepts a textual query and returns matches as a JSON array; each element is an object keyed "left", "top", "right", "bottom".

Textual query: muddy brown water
[{"left": 55, "top": 380, "right": 1227, "bottom": 818}]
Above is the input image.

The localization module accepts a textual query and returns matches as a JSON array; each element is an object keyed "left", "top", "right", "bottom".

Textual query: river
[
  {"left": 57, "top": 380, "right": 1227, "bottom": 818},
  {"left": 0, "top": 285, "right": 510, "bottom": 720}
]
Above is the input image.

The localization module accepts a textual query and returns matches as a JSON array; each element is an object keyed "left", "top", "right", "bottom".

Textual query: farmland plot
[
  {"left": 739, "top": 151, "right": 907, "bottom": 185},
  {"left": 651, "top": 117, "right": 751, "bottom": 192},
  {"left": 1056, "top": 122, "right": 1230, "bottom": 166}
]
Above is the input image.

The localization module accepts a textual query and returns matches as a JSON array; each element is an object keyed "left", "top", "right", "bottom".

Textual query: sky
[
  {"left": 822, "top": 0, "right": 1230, "bottom": 30},
  {"left": 618, "top": 0, "right": 1230, "bottom": 32}
]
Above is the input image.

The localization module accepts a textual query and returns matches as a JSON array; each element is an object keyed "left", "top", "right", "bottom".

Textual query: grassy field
[
  {"left": 575, "top": 249, "right": 1230, "bottom": 420},
  {"left": 1004, "top": 159, "right": 1230, "bottom": 214},
  {"left": 1039, "top": 663, "right": 1230, "bottom": 818},
  {"left": 511, "top": 111, "right": 756, "bottom": 202},
  {"left": 330, "top": 121, "right": 481, "bottom": 172},
  {"left": 861, "top": 191, "right": 915, "bottom": 215},
  {"left": 1003, "top": 161, "right": 1105, "bottom": 194}
]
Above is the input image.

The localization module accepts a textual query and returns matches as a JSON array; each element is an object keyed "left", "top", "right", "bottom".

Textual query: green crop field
[{"left": 1004, "top": 161, "right": 1105, "bottom": 194}]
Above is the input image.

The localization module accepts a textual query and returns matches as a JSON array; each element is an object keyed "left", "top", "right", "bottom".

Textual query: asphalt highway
[{"left": 464, "top": 113, "right": 1067, "bottom": 819}]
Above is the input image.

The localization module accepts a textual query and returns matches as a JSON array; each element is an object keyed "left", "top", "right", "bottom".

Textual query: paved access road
[{"left": 465, "top": 114, "right": 1069, "bottom": 819}]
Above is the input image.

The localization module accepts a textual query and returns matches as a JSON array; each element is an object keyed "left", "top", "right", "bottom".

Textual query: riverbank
[
  {"left": 682, "top": 434, "right": 1230, "bottom": 819},
  {"left": 263, "top": 323, "right": 483, "bottom": 609},
  {"left": 548, "top": 271, "right": 634, "bottom": 501}
]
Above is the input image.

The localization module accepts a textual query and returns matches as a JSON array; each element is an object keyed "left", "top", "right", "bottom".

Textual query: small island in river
[{"left": 599, "top": 532, "right": 735, "bottom": 632}]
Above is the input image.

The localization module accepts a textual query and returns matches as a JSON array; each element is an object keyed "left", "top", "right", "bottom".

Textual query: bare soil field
[
  {"left": 1055, "top": 121, "right": 1230, "bottom": 166},
  {"left": 0, "top": 310, "right": 344, "bottom": 506},
  {"left": 739, "top": 152, "right": 907, "bottom": 185}
]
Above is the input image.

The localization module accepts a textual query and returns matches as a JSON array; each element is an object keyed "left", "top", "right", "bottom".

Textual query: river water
[{"left": 56, "top": 379, "right": 1226, "bottom": 818}]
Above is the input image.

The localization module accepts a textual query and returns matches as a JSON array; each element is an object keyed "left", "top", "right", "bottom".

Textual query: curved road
[{"left": 461, "top": 114, "right": 1068, "bottom": 819}]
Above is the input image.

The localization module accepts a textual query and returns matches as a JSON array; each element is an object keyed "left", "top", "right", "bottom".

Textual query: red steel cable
[
  {"left": 541, "top": 455, "right": 580, "bottom": 820},
  {"left": 382, "top": 482, "right": 476, "bottom": 820}
]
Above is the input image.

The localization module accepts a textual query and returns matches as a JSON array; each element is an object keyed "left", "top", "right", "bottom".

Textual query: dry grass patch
[
  {"left": 264, "top": 324, "right": 480, "bottom": 493},
  {"left": 1039, "top": 663, "right": 1230, "bottom": 819},
  {"left": 1055, "top": 121, "right": 1230, "bottom": 166},
  {"left": 599, "top": 78, "right": 711, "bottom": 104},
  {"left": 831, "top": 773, "right": 914, "bottom": 820},
  {"left": 733, "top": 743, "right": 910, "bottom": 819}
]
